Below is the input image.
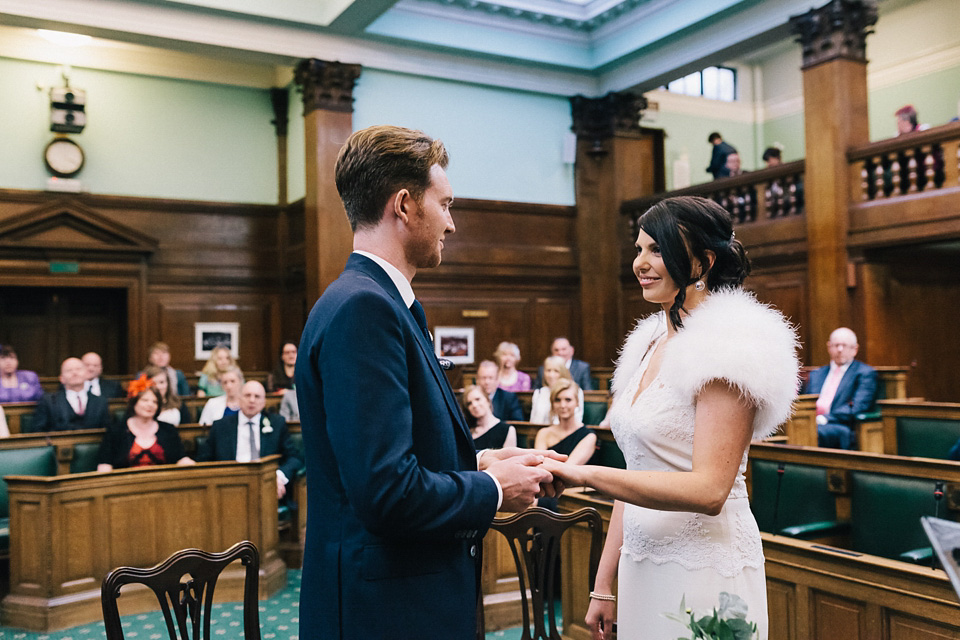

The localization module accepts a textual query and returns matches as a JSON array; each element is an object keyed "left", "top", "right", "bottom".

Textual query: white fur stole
[{"left": 613, "top": 288, "right": 800, "bottom": 439}]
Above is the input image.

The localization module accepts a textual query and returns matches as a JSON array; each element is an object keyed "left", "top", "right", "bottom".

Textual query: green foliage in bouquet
[{"left": 664, "top": 592, "right": 758, "bottom": 640}]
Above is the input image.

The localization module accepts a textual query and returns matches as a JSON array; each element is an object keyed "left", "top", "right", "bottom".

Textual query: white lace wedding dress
[{"left": 606, "top": 289, "right": 799, "bottom": 640}]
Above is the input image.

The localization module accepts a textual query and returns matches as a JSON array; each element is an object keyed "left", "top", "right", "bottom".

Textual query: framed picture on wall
[
  {"left": 194, "top": 322, "right": 240, "bottom": 360},
  {"left": 434, "top": 326, "right": 474, "bottom": 365}
]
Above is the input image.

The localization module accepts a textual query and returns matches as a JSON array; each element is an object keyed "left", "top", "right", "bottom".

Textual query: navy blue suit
[
  {"left": 295, "top": 254, "right": 499, "bottom": 640},
  {"left": 804, "top": 360, "right": 878, "bottom": 449},
  {"left": 491, "top": 388, "right": 523, "bottom": 422},
  {"left": 197, "top": 412, "right": 301, "bottom": 481}
]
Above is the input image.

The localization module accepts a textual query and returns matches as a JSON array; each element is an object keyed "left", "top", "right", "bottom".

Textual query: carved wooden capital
[
  {"left": 294, "top": 59, "right": 362, "bottom": 114},
  {"left": 570, "top": 92, "right": 647, "bottom": 157},
  {"left": 789, "top": 0, "right": 877, "bottom": 69}
]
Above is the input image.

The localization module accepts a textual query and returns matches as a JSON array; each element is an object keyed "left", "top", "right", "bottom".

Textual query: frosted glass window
[
  {"left": 682, "top": 72, "right": 701, "bottom": 96},
  {"left": 717, "top": 67, "right": 736, "bottom": 101},
  {"left": 702, "top": 66, "right": 719, "bottom": 100},
  {"left": 664, "top": 66, "right": 737, "bottom": 101}
]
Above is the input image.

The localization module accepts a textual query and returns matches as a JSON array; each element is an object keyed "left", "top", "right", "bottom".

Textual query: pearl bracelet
[{"left": 589, "top": 591, "right": 616, "bottom": 602}]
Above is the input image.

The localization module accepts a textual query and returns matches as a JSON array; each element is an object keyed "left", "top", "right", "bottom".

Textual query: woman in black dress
[
  {"left": 461, "top": 384, "right": 517, "bottom": 451},
  {"left": 533, "top": 379, "right": 597, "bottom": 464},
  {"left": 96, "top": 384, "right": 195, "bottom": 471}
]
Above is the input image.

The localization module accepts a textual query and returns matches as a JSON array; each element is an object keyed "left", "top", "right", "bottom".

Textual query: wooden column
[
  {"left": 570, "top": 92, "right": 648, "bottom": 366},
  {"left": 293, "top": 59, "right": 361, "bottom": 307},
  {"left": 790, "top": 0, "right": 877, "bottom": 353}
]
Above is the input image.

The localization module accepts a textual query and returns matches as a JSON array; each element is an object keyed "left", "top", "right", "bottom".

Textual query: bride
[{"left": 543, "top": 196, "right": 798, "bottom": 639}]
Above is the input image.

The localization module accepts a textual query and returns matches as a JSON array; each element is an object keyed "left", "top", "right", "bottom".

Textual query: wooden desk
[{"left": 1, "top": 458, "right": 287, "bottom": 631}]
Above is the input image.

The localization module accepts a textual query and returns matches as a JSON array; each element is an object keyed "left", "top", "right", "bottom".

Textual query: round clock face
[{"left": 44, "top": 138, "right": 85, "bottom": 177}]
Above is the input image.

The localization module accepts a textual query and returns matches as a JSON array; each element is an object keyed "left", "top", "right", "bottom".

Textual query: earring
[{"left": 695, "top": 280, "right": 705, "bottom": 291}]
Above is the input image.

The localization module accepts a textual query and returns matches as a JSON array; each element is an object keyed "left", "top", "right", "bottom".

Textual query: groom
[{"left": 296, "top": 125, "right": 560, "bottom": 640}]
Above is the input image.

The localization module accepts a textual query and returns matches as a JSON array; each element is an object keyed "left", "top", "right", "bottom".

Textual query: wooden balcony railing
[
  {"left": 848, "top": 121, "right": 960, "bottom": 202},
  {"left": 620, "top": 160, "right": 805, "bottom": 226}
]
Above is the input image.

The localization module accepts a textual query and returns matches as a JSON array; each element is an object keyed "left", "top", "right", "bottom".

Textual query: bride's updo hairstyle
[{"left": 638, "top": 195, "right": 750, "bottom": 329}]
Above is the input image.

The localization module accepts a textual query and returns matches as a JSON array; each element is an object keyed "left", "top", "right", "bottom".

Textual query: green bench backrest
[
  {"left": 595, "top": 438, "right": 625, "bottom": 469},
  {"left": 897, "top": 417, "right": 960, "bottom": 459},
  {"left": 0, "top": 446, "right": 58, "bottom": 517},
  {"left": 750, "top": 460, "right": 836, "bottom": 534},
  {"left": 70, "top": 443, "right": 102, "bottom": 474},
  {"left": 19, "top": 412, "right": 35, "bottom": 434},
  {"left": 582, "top": 401, "right": 607, "bottom": 426},
  {"left": 849, "top": 471, "right": 940, "bottom": 560}
]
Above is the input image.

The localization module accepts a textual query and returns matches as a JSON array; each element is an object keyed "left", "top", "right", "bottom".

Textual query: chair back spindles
[{"left": 101, "top": 541, "right": 260, "bottom": 640}]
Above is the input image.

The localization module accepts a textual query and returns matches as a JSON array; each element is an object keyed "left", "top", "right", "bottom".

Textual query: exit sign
[{"left": 49, "top": 261, "right": 80, "bottom": 274}]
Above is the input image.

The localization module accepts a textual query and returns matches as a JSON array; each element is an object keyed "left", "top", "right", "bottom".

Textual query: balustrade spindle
[
  {"left": 890, "top": 156, "right": 901, "bottom": 195},
  {"left": 923, "top": 146, "right": 936, "bottom": 191},
  {"left": 874, "top": 162, "right": 886, "bottom": 200},
  {"left": 787, "top": 179, "right": 798, "bottom": 215},
  {"left": 907, "top": 154, "right": 919, "bottom": 193},
  {"left": 860, "top": 164, "right": 870, "bottom": 201}
]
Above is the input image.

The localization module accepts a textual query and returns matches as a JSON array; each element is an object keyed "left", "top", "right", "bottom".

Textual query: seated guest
[
  {"left": 268, "top": 342, "right": 298, "bottom": 393},
  {"left": 762, "top": 147, "right": 782, "bottom": 168},
  {"left": 0, "top": 345, "right": 44, "bottom": 403},
  {"left": 725, "top": 152, "right": 744, "bottom": 176},
  {"left": 96, "top": 381, "right": 195, "bottom": 471},
  {"left": 198, "top": 380, "right": 302, "bottom": 499},
  {"left": 279, "top": 387, "right": 299, "bottom": 422},
  {"left": 895, "top": 104, "right": 924, "bottom": 135},
  {"left": 803, "top": 327, "right": 878, "bottom": 449},
  {"left": 82, "top": 351, "right": 124, "bottom": 398},
  {"left": 144, "top": 366, "right": 192, "bottom": 426},
  {"left": 534, "top": 379, "right": 596, "bottom": 510},
  {"left": 535, "top": 337, "right": 594, "bottom": 391},
  {"left": 32, "top": 357, "right": 113, "bottom": 432},
  {"left": 0, "top": 405, "right": 8, "bottom": 437},
  {"left": 495, "top": 342, "right": 531, "bottom": 392},
  {"left": 146, "top": 341, "right": 190, "bottom": 397},
  {"left": 476, "top": 359, "right": 523, "bottom": 422},
  {"left": 197, "top": 367, "right": 243, "bottom": 425},
  {"left": 461, "top": 385, "right": 517, "bottom": 450},
  {"left": 530, "top": 356, "right": 583, "bottom": 425},
  {"left": 197, "top": 346, "right": 236, "bottom": 397}
]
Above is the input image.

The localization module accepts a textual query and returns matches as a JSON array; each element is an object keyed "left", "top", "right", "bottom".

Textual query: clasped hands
[{"left": 480, "top": 447, "right": 571, "bottom": 512}]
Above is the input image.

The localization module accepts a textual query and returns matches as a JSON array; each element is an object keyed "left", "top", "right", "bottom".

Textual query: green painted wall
[
  {"left": 869, "top": 66, "right": 960, "bottom": 140},
  {"left": 286, "top": 83, "right": 306, "bottom": 204},
  {"left": 0, "top": 57, "right": 278, "bottom": 203},
  {"left": 351, "top": 69, "right": 575, "bottom": 206},
  {"left": 762, "top": 113, "right": 805, "bottom": 161}
]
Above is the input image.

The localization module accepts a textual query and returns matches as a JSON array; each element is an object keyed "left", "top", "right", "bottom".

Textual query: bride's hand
[
  {"left": 586, "top": 598, "right": 615, "bottom": 640},
  {"left": 540, "top": 458, "right": 586, "bottom": 487}
]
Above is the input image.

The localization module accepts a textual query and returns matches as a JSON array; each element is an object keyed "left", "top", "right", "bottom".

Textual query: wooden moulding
[{"left": 1, "top": 459, "right": 287, "bottom": 632}]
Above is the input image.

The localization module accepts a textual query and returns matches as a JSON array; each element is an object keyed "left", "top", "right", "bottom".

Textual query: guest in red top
[{"left": 96, "top": 378, "right": 196, "bottom": 471}]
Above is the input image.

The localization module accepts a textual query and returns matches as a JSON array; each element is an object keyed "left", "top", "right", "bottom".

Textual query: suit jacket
[
  {"left": 197, "top": 412, "right": 301, "bottom": 481},
  {"left": 535, "top": 358, "right": 595, "bottom": 391},
  {"left": 803, "top": 360, "right": 878, "bottom": 425},
  {"left": 295, "top": 253, "right": 498, "bottom": 640},
  {"left": 31, "top": 390, "right": 113, "bottom": 432},
  {"left": 491, "top": 388, "right": 523, "bottom": 421},
  {"left": 91, "top": 377, "right": 125, "bottom": 399}
]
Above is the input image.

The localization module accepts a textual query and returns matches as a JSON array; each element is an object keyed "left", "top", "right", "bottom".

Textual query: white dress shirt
[
  {"left": 66, "top": 389, "right": 88, "bottom": 414},
  {"left": 235, "top": 412, "right": 261, "bottom": 463},
  {"left": 84, "top": 378, "right": 102, "bottom": 396}
]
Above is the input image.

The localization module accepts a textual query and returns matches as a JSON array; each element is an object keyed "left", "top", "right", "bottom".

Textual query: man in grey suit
[{"left": 536, "top": 337, "right": 594, "bottom": 391}]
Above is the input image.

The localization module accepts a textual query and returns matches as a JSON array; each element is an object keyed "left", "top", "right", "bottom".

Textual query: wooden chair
[
  {"left": 483, "top": 506, "right": 603, "bottom": 640},
  {"left": 101, "top": 540, "right": 261, "bottom": 640}
]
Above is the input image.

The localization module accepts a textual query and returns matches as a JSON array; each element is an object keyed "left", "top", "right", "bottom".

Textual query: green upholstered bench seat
[
  {"left": 850, "top": 471, "right": 942, "bottom": 563},
  {"left": 69, "top": 442, "right": 102, "bottom": 474},
  {"left": 582, "top": 401, "right": 608, "bottom": 426},
  {"left": 0, "top": 445, "right": 58, "bottom": 555},
  {"left": 896, "top": 417, "right": 960, "bottom": 459}
]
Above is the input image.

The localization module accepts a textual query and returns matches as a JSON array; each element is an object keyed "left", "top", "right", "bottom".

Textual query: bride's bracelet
[{"left": 588, "top": 591, "right": 616, "bottom": 602}]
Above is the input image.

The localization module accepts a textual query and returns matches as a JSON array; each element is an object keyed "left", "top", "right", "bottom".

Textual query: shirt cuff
[
  {"left": 482, "top": 470, "right": 503, "bottom": 510},
  {"left": 276, "top": 469, "right": 289, "bottom": 485}
]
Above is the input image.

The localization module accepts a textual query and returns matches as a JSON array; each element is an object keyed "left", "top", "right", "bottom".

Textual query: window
[{"left": 665, "top": 66, "right": 736, "bottom": 101}]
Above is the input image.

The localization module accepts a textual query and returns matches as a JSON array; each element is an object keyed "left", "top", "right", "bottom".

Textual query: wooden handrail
[{"left": 847, "top": 121, "right": 960, "bottom": 161}]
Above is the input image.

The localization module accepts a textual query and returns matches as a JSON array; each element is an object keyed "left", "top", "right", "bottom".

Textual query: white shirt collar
[
  {"left": 354, "top": 250, "right": 416, "bottom": 308},
  {"left": 240, "top": 411, "right": 261, "bottom": 426}
]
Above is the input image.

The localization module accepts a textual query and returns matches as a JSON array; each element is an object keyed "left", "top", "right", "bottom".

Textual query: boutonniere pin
[{"left": 261, "top": 417, "right": 273, "bottom": 434}]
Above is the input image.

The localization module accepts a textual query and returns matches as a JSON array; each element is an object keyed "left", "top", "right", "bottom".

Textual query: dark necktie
[
  {"left": 410, "top": 300, "right": 430, "bottom": 341},
  {"left": 247, "top": 420, "right": 259, "bottom": 459}
]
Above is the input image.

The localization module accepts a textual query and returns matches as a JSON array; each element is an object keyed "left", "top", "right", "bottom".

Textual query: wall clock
[{"left": 44, "top": 137, "right": 85, "bottom": 177}]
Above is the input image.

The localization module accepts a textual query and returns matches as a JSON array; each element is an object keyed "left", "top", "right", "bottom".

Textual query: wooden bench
[{"left": 1, "top": 458, "right": 287, "bottom": 631}]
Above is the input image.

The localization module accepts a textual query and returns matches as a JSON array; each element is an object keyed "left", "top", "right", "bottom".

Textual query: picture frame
[
  {"left": 194, "top": 322, "right": 240, "bottom": 360},
  {"left": 434, "top": 326, "right": 475, "bottom": 365}
]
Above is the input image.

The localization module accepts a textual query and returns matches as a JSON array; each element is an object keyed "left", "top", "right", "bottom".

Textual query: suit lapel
[
  {"left": 259, "top": 415, "right": 275, "bottom": 455},
  {"left": 225, "top": 416, "right": 240, "bottom": 461},
  {"left": 349, "top": 255, "right": 475, "bottom": 454}
]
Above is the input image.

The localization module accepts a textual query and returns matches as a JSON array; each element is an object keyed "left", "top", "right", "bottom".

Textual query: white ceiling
[{"left": 0, "top": 0, "right": 886, "bottom": 95}]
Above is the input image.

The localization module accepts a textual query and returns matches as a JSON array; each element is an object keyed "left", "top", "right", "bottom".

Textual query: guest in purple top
[
  {"left": 0, "top": 346, "right": 44, "bottom": 404},
  {"left": 495, "top": 341, "right": 531, "bottom": 392}
]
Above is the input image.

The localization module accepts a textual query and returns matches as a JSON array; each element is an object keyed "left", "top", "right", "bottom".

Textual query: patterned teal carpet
[{"left": 0, "top": 570, "right": 552, "bottom": 639}]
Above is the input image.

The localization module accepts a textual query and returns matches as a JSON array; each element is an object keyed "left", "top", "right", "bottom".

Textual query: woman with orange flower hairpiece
[{"left": 96, "top": 374, "right": 195, "bottom": 472}]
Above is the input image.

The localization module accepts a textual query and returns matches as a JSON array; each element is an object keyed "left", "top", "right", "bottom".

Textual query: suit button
[{"left": 469, "top": 544, "right": 477, "bottom": 558}]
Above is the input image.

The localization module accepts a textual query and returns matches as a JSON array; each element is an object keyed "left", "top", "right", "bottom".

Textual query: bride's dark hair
[{"left": 638, "top": 196, "right": 750, "bottom": 329}]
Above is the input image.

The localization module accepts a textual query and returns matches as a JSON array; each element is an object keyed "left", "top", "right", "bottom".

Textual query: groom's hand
[
  {"left": 486, "top": 454, "right": 554, "bottom": 512},
  {"left": 479, "top": 447, "right": 566, "bottom": 470}
]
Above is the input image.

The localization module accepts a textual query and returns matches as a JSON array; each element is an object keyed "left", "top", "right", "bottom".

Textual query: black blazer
[
  {"left": 491, "top": 388, "right": 524, "bottom": 421},
  {"left": 198, "top": 412, "right": 302, "bottom": 481},
  {"left": 31, "top": 390, "right": 113, "bottom": 432},
  {"left": 97, "top": 420, "right": 186, "bottom": 468}
]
